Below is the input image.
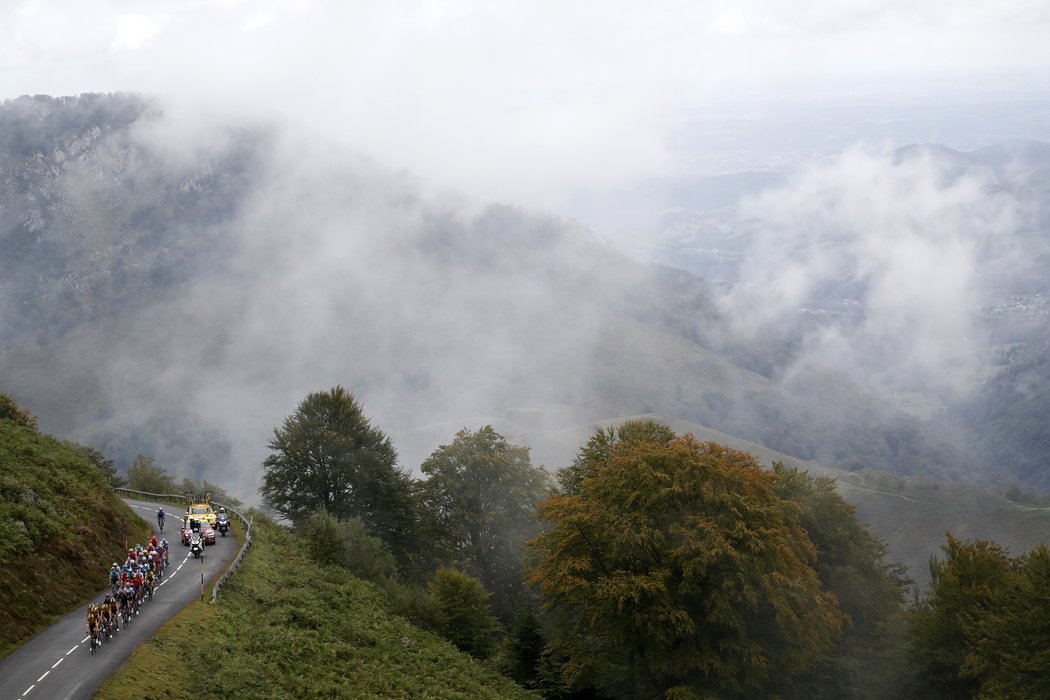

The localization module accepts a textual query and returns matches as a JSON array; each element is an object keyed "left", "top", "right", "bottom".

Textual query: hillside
[
  {"left": 0, "top": 93, "right": 969, "bottom": 488},
  {"left": 97, "top": 514, "right": 535, "bottom": 699},
  {"left": 0, "top": 414, "right": 150, "bottom": 658},
  {"left": 938, "top": 330, "right": 1050, "bottom": 491}
]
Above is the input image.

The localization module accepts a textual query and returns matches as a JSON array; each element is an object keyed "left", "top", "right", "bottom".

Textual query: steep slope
[
  {"left": 939, "top": 331, "right": 1050, "bottom": 490},
  {"left": 0, "top": 415, "right": 150, "bottom": 657}
]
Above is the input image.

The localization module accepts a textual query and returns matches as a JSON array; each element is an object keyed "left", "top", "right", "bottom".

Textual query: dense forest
[{"left": 261, "top": 388, "right": 1050, "bottom": 698}]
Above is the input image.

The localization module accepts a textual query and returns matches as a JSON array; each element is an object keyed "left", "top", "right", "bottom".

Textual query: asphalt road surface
[{"left": 0, "top": 499, "right": 240, "bottom": 699}]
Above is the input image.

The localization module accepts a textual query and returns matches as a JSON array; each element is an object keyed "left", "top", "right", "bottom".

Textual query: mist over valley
[{"left": 2, "top": 91, "right": 1050, "bottom": 585}]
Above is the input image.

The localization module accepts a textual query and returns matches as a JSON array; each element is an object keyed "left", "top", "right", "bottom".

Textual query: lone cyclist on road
[{"left": 156, "top": 507, "right": 165, "bottom": 532}]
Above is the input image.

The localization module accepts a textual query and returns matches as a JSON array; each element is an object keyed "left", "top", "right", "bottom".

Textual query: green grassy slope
[
  {"left": 0, "top": 419, "right": 151, "bottom": 657},
  {"left": 516, "top": 413, "right": 1050, "bottom": 585},
  {"left": 98, "top": 514, "right": 536, "bottom": 700}
]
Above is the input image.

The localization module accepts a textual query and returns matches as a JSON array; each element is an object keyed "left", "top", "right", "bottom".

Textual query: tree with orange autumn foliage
[{"left": 528, "top": 421, "right": 846, "bottom": 699}]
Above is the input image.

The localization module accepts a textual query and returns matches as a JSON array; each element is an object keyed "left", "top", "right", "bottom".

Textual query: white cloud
[
  {"left": 110, "top": 14, "right": 164, "bottom": 52},
  {"left": 723, "top": 143, "right": 1020, "bottom": 391}
]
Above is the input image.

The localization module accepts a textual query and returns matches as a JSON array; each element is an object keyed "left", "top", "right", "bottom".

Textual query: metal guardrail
[
  {"left": 208, "top": 501, "right": 253, "bottom": 603},
  {"left": 114, "top": 487, "right": 254, "bottom": 603}
]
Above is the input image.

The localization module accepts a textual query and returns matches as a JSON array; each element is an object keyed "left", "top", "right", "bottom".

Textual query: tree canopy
[
  {"left": 907, "top": 533, "right": 1050, "bottom": 699},
  {"left": 259, "top": 386, "right": 418, "bottom": 571},
  {"left": 528, "top": 421, "right": 846, "bottom": 698},
  {"left": 420, "top": 425, "right": 550, "bottom": 619},
  {"left": 126, "top": 453, "right": 178, "bottom": 494},
  {"left": 772, "top": 464, "right": 910, "bottom": 699}
]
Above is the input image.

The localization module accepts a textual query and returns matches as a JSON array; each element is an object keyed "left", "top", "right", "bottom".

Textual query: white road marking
[
  {"left": 21, "top": 684, "right": 34, "bottom": 696},
  {"left": 80, "top": 636, "right": 89, "bottom": 643},
  {"left": 51, "top": 658, "right": 63, "bottom": 669},
  {"left": 65, "top": 645, "right": 78, "bottom": 656},
  {"left": 36, "top": 671, "right": 48, "bottom": 683}
]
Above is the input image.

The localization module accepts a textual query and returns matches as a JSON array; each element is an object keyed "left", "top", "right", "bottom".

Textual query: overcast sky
[{"left": 2, "top": 0, "right": 1048, "bottom": 207}]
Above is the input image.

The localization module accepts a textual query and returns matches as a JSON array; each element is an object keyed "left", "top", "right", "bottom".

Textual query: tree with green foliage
[
  {"left": 529, "top": 421, "right": 846, "bottom": 699},
  {"left": 260, "top": 386, "right": 418, "bottom": 572},
  {"left": 126, "top": 454, "right": 178, "bottom": 494},
  {"left": 909, "top": 534, "right": 1016, "bottom": 698},
  {"left": 420, "top": 425, "right": 550, "bottom": 620},
  {"left": 496, "top": 606, "right": 567, "bottom": 697},
  {"left": 69, "top": 443, "right": 127, "bottom": 489},
  {"left": 963, "top": 544, "right": 1050, "bottom": 699},
  {"left": 772, "top": 464, "right": 910, "bottom": 699},
  {"left": 297, "top": 510, "right": 397, "bottom": 582},
  {"left": 429, "top": 567, "right": 500, "bottom": 659},
  {"left": 0, "top": 393, "right": 37, "bottom": 430}
]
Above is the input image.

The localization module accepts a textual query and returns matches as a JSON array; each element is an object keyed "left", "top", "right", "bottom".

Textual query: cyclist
[
  {"left": 86, "top": 604, "right": 101, "bottom": 648},
  {"left": 107, "top": 594, "right": 120, "bottom": 633},
  {"left": 145, "top": 568, "right": 156, "bottom": 599},
  {"left": 156, "top": 507, "right": 165, "bottom": 532},
  {"left": 98, "top": 599, "right": 113, "bottom": 641},
  {"left": 109, "top": 563, "right": 121, "bottom": 594},
  {"left": 120, "top": 583, "right": 136, "bottom": 620}
]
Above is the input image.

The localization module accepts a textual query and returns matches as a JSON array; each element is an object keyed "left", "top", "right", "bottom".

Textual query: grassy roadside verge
[{"left": 97, "top": 514, "right": 536, "bottom": 699}]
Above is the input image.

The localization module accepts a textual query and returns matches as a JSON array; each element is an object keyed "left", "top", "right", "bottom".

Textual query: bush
[
  {"left": 0, "top": 393, "right": 37, "bottom": 430},
  {"left": 378, "top": 577, "right": 447, "bottom": 634},
  {"left": 429, "top": 567, "right": 500, "bottom": 659},
  {"left": 297, "top": 510, "right": 397, "bottom": 582}
]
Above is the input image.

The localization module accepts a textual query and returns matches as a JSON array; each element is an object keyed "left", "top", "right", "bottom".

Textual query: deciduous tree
[
  {"left": 420, "top": 426, "right": 550, "bottom": 619},
  {"left": 429, "top": 566, "right": 500, "bottom": 659},
  {"left": 529, "top": 421, "right": 845, "bottom": 698},
  {"left": 126, "top": 454, "right": 177, "bottom": 494},
  {"left": 773, "top": 464, "right": 910, "bottom": 699},
  {"left": 909, "top": 534, "right": 1016, "bottom": 698},
  {"left": 259, "top": 386, "right": 418, "bottom": 571},
  {"left": 964, "top": 544, "right": 1050, "bottom": 699}
]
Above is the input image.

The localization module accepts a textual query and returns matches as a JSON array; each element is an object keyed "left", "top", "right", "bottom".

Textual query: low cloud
[{"left": 722, "top": 143, "right": 1021, "bottom": 392}]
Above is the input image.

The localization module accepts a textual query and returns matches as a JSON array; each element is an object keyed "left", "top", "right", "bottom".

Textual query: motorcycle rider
[{"left": 216, "top": 507, "right": 230, "bottom": 534}]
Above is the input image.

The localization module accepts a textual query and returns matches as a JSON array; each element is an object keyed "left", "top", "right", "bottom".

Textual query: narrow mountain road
[{"left": 0, "top": 499, "right": 240, "bottom": 700}]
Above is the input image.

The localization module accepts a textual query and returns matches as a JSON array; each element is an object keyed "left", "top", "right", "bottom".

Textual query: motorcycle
[
  {"left": 190, "top": 532, "right": 204, "bottom": 559},
  {"left": 216, "top": 513, "right": 230, "bottom": 537}
]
